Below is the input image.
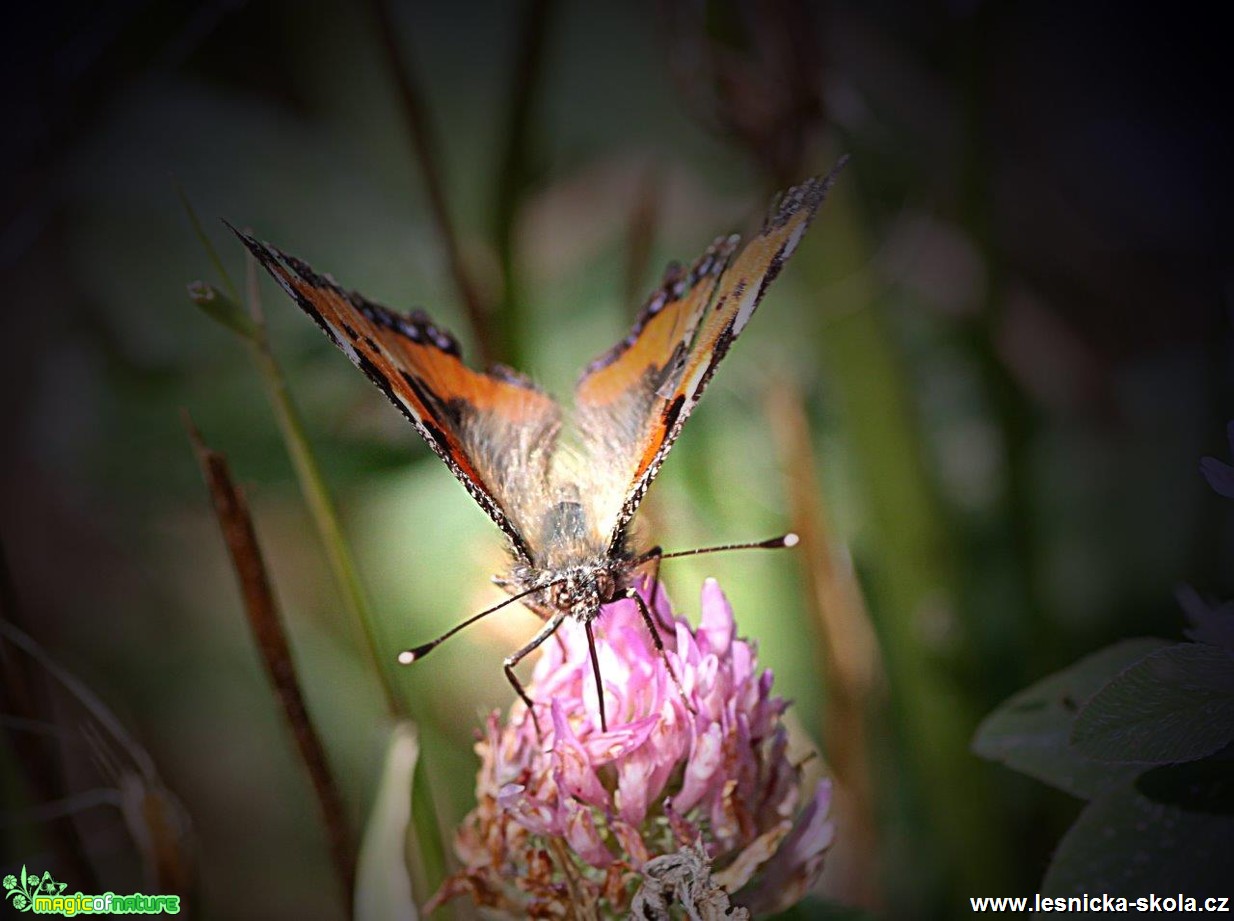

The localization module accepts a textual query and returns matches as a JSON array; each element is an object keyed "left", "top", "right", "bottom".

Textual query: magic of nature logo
[{"left": 3, "top": 866, "right": 180, "bottom": 915}]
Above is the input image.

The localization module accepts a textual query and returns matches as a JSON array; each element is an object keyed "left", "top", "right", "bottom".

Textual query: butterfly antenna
[
  {"left": 397, "top": 581, "right": 555, "bottom": 665},
  {"left": 654, "top": 532, "right": 799, "bottom": 562}
]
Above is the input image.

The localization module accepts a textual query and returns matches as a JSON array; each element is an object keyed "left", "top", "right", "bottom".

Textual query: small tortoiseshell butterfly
[{"left": 232, "top": 160, "right": 845, "bottom": 731}]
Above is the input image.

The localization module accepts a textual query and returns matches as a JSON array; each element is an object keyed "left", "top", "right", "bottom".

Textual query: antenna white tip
[
  {"left": 397, "top": 650, "right": 416, "bottom": 665},
  {"left": 782, "top": 532, "right": 800, "bottom": 548}
]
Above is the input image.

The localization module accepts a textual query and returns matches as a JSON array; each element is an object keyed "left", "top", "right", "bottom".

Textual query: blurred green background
[{"left": 2, "top": 1, "right": 1230, "bottom": 918}]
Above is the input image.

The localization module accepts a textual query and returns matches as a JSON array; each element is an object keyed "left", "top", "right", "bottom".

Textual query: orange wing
[
  {"left": 573, "top": 161, "right": 847, "bottom": 551},
  {"left": 233, "top": 229, "right": 561, "bottom": 562}
]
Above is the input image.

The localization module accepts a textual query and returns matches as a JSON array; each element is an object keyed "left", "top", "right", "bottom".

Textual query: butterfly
[{"left": 232, "top": 159, "right": 845, "bottom": 732}]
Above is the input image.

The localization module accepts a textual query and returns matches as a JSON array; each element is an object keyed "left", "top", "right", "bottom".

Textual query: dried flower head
[{"left": 428, "top": 578, "right": 833, "bottom": 918}]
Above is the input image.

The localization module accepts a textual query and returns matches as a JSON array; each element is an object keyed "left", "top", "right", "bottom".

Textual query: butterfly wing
[
  {"left": 573, "top": 164, "right": 845, "bottom": 551},
  {"left": 233, "top": 230, "right": 561, "bottom": 562},
  {"left": 571, "top": 235, "right": 738, "bottom": 547}
]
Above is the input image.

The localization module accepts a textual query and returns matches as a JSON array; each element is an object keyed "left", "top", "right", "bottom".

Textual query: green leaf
[
  {"left": 1072, "top": 643, "right": 1234, "bottom": 764},
  {"left": 972, "top": 639, "right": 1169, "bottom": 798},
  {"left": 1043, "top": 780, "right": 1234, "bottom": 899},
  {"left": 1135, "top": 754, "right": 1234, "bottom": 814},
  {"left": 355, "top": 722, "right": 420, "bottom": 921},
  {"left": 187, "top": 281, "right": 259, "bottom": 341}
]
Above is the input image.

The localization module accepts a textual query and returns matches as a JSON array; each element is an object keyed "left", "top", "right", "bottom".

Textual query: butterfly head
[
  {"left": 513, "top": 561, "right": 624, "bottom": 624},
  {"left": 556, "top": 566, "right": 619, "bottom": 620}
]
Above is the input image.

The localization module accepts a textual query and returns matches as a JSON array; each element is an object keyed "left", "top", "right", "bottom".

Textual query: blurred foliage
[
  {"left": 974, "top": 633, "right": 1234, "bottom": 896},
  {"left": 2, "top": 0, "right": 1230, "bottom": 919}
]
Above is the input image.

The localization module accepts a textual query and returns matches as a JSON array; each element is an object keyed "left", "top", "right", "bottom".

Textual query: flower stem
[
  {"left": 803, "top": 174, "right": 1013, "bottom": 894},
  {"left": 180, "top": 191, "right": 450, "bottom": 910},
  {"left": 239, "top": 255, "right": 453, "bottom": 908}
]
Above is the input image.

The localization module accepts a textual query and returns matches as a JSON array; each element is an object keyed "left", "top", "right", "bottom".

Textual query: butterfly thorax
[{"left": 501, "top": 489, "right": 647, "bottom": 622}]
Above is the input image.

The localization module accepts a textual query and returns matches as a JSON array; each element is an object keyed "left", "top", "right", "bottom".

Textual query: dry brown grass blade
[
  {"left": 115, "top": 773, "right": 195, "bottom": 897},
  {"left": 184, "top": 412, "right": 356, "bottom": 911},
  {"left": 367, "top": 0, "right": 495, "bottom": 366},
  {"left": 0, "top": 540, "right": 101, "bottom": 890},
  {"left": 765, "top": 380, "right": 883, "bottom": 910},
  {"left": 489, "top": 0, "right": 556, "bottom": 367},
  {"left": 1, "top": 601, "right": 197, "bottom": 906}
]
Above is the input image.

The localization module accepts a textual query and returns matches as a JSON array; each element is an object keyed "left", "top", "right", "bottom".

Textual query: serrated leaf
[
  {"left": 972, "top": 639, "right": 1169, "bottom": 798},
  {"left": 1071, "top": 644, "right": 1234, "bottom": 764},
  {"left": 1043, "top": 781, "right": 1234, "bottom": 898},
  {"left": 355, "top": 722, "right": 420, "bottom": 921}
]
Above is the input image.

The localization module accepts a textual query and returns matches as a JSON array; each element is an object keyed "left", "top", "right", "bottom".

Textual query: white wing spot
[
  {"left": 327, "top": 322, "right": 361, "bottom": 364},
  {"left": 732, "top": 280, "right": 759, "bottom": 335},
  {"left": 683, "top": 359, "right": 709, "bottom": 402},
  {"left": 783, "top": 220, "right": 807, "bottom": 259}
]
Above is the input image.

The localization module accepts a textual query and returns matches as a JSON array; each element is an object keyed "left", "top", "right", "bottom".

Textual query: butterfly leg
[
  {"left": 642, "top": 545, "right": 664, "bottom": 612},
  {"left": 584, "top": 620, "right": 608, "bottom": 733},
  {"left": 629, "top": 543, "right": 666, "bottom": 615},
  {"left": 504, "top": 611, "right": 569, "bottom": 736},
  {"left": 625, "top": 588, "right": 695, "bottom": 716}
]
